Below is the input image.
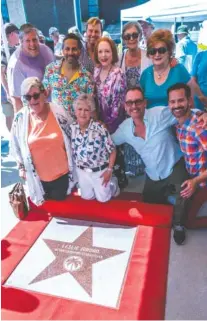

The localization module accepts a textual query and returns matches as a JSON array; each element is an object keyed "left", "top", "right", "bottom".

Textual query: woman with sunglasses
[
  {"left": 140, "top": 29, "right": 192, "bottom": 109},
  {"left": 119, "top": 22, "right": 151, "bottom": 88},
  {"left": 93, "top": 37, "right": 128, "bottom": 188},
  {"left": 119, "top": 22, "right": 151, "bottom": 176},
  {"left": 10, "top": 77, "right": 76, "bottom": 206}
]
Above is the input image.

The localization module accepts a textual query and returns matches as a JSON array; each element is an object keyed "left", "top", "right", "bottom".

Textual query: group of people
[{"left": 1, "top": 17, "right": 207, "bottom": 245}]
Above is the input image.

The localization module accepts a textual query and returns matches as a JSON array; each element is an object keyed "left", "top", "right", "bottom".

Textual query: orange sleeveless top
[{"left": 28, "top": 109, "right": 69, "bottom": 182}]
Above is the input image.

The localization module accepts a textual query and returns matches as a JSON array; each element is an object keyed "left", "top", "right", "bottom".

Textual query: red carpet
[
  {"left": 29, "top": 192, "right": 172, "bottom": 228},
  {"left": 2, "top": 195, "right": 173, "bottom": 320}
]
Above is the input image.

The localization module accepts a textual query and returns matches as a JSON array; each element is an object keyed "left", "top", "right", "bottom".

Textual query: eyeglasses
[
  {"left": 123, "top": 32, "right": 139, "bottom": 41},
  {"left": 24, "top": 92, "right": 41, "bottom": 101},
  {"left": 147, "top": 47, "right": 168, "bottom": 56},
  {"left": 125, "top": 99, "right": 144, "bottom": 107}
]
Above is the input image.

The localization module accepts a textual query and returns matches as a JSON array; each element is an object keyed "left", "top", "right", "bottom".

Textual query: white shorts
[{"left": 76, "top": 167, "right": 119, "bottom": 203}]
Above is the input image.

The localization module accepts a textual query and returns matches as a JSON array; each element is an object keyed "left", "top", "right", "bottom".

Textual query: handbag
[{"left": 9, "top": 183, "right": 29, "bottom": 220}]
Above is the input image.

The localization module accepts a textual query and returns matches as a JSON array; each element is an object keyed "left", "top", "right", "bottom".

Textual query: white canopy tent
[{"left": 121, "top": 0, "right": 207, "bottom": 23}]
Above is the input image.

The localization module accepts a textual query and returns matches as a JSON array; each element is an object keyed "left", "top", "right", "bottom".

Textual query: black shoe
[{"left": 173, "top": 225, "right": 186, "bottom": 245}]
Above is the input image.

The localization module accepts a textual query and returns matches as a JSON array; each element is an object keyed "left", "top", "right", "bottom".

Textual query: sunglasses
[
  {"left": 123, "top": 32, "right": 139, "bottom": 41},
  {"left": 24, "top": 92, "right": 41, "bottom": 101},
  {"left": 147, "top": 47, "right": 168, "bottom": 56},
  {"left": 125, "top": 99, "right": 144, "bottom": 107}
]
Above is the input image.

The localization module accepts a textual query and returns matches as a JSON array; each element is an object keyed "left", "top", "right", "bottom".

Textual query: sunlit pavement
[{"left": 1, "top": 112, "right": 207, "bottom": 319}]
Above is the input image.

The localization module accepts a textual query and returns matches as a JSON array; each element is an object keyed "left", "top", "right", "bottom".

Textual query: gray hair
[
  {"left": 19, "top": 23, "right": 38, "bottom": 41},
  {"left": 122, "top": 21, "right": 142, "bottom": 38},
  {"left": 73, "top": 94, "right": 96, "bottom": 112},
  {"left": 21, "top": 77, "right": 45, "bottom": 96}
]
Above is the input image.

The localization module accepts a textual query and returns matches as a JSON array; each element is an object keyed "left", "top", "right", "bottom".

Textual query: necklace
[{"left": 154, "top": 65, "right": 170, "bottom": 79}]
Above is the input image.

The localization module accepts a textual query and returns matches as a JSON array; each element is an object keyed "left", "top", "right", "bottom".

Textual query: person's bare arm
[
  {"left": 11, "top": 96, "right": 23, "bottom": 113},
  {"left": 188, "top": 77, "right": 207, "bottom": 107},
  {"left": 181, "top": 171, "right": 207, "bottom": 199},
  {"left": 100, "top": 148, "right": 116, "bottom": 187},
  {"left": 1, "top": 66, "right": 10, "bottom": 99}
]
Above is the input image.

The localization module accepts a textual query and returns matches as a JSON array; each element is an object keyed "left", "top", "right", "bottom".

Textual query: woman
[
  {"left": 70, "top": 94, "right": 119, "bottom": 202},
  {"left": 119, "top": 22, "right": 151, "bottom": 88},
  {"left": 93, "top": 37, "right": 127, "bottom": 188},
  {"left": 119, "top": 22, "right": 151, "bottom": 176},
  {"left": 191, "top": 50, "right": 207, "bottom": 110},
  {"left": 140, "top": 29, "right": 192, "bottom": 108},
  {"left": 10, "top": 77, "right": 76, "bottom": 206}
]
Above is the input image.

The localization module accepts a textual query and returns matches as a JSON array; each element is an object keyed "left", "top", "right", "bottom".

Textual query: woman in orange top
[{"left": 10, "top": 77, "right": 76, "bottom": 205}]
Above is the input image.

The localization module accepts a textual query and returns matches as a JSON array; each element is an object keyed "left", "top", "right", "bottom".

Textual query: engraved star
[{"left": 29, "top": 227, "right": 125, "bottom": 296}]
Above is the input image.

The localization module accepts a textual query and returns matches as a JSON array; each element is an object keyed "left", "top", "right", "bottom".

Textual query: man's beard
[
  {"left": 172, "top": 105, "right": 189, "bottom": 118},
  {"left": 65, "top": 56, "right": 79, "bottom": 68}
]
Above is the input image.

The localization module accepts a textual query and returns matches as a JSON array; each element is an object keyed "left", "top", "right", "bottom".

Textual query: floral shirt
[
  {"left": 94, "top": 66, "right": 127, "bottom": 134},
  {"left": 126, "top": 66, "right": 141, "bottom": 88},
  {"left": 70, "top": 119, "right": 115, "bottom": 168},
  {"left": 43, "top": 59, "right": 95, "bottom": 117}
]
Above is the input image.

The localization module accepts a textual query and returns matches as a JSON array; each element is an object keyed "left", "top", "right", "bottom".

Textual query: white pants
[{"left": 76, "top": 167, "right": 119, "bottom": 203}]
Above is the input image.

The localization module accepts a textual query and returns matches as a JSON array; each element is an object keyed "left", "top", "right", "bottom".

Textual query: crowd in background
[{"left": 1, "top": 16, "right": 207, "bottom": 245}]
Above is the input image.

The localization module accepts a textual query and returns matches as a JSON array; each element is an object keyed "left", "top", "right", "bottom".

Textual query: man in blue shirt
[
  {"left": 175, "top": 25, "right": 197, "bottom": 74},
  {"left": 112, "top": 87, "right": 189, "bottom": 245}
]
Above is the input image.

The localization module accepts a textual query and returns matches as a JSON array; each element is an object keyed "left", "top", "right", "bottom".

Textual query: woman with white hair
[
  {"left": 119, "top": 22, "right": 151, "bottom": 177},
  {"left": 10, "top": 77, "right": 76, "bottom": 206},
  {"left": 70, "top": 94, "right": 119, "bottom": 202}
]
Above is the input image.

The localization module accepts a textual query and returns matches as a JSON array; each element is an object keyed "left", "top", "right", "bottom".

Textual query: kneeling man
[
  {"left": 70, "top": 94, "right": 119, "bottom": 202},
  {"left": 167, "top": 83, "right": 207, "bottom": 198},
  {"left": 112, "top": 87, "right": 189, "bottom": 245}
]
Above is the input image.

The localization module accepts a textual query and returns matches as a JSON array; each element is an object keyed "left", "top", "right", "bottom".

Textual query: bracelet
[{"left": 107, "top": 167, "right": 113, "bottom": 172}]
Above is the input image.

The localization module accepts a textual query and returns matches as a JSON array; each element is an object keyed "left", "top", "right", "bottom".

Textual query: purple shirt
[
  {"left": 94, "top": 66, "right": 127, "bottom": 134},
  {"left": 7, "top": 44, "right": 54, "bottom": 97}
]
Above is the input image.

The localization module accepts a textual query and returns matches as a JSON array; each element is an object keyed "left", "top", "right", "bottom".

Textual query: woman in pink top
[{"left": 10, "top": 77, "right": 76, "bottom": 206}]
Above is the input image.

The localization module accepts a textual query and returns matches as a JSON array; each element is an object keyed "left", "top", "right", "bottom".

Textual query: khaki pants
[{"left": 143, "top": 157, "right": 189, "bottom": 225}]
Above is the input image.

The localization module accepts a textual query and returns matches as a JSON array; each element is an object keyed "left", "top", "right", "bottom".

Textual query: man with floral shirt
[{"left": 43, "top": 33, "right": 95, "bottom": 118}]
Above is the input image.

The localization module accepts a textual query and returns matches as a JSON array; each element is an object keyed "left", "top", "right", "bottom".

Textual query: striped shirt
[
  {"left": 79, "top": 41, "right": 95, "bottom": 74},
  {"left": 176, "top": 112, "right": 207, "bottom": 187}
]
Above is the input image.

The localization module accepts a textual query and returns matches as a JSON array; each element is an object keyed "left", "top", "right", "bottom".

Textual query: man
[
  {"left": 112, "top": 87, "right": 189, "bottom": 245},
  {"left": 175, "top": 25, "right": 197, "bottom": 74},
  {"left": 7, "top": 23, "right": 54, "bottom": 112},
  {"left": 79, "top": 17, "right": 102, "bottom": 73},
  {"left": 1, "top": 23, "right": 19, "bottom": 130},
  {"left": 167, "top": 83, "right": 207, "bottom": 199},
  {"left": 137, "top": 17, "right": 155, "bottom": 49},
  {"left": 49, "top": 27, "right": 64, "bottom": 58},
  {"left": 43, "top": 33, "right": 95, "bottom": 118}
]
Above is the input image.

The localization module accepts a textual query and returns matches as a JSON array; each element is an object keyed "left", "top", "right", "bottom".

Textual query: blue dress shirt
[{"left": 112, "top": 107, "right": 183, "bottom": 181}]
